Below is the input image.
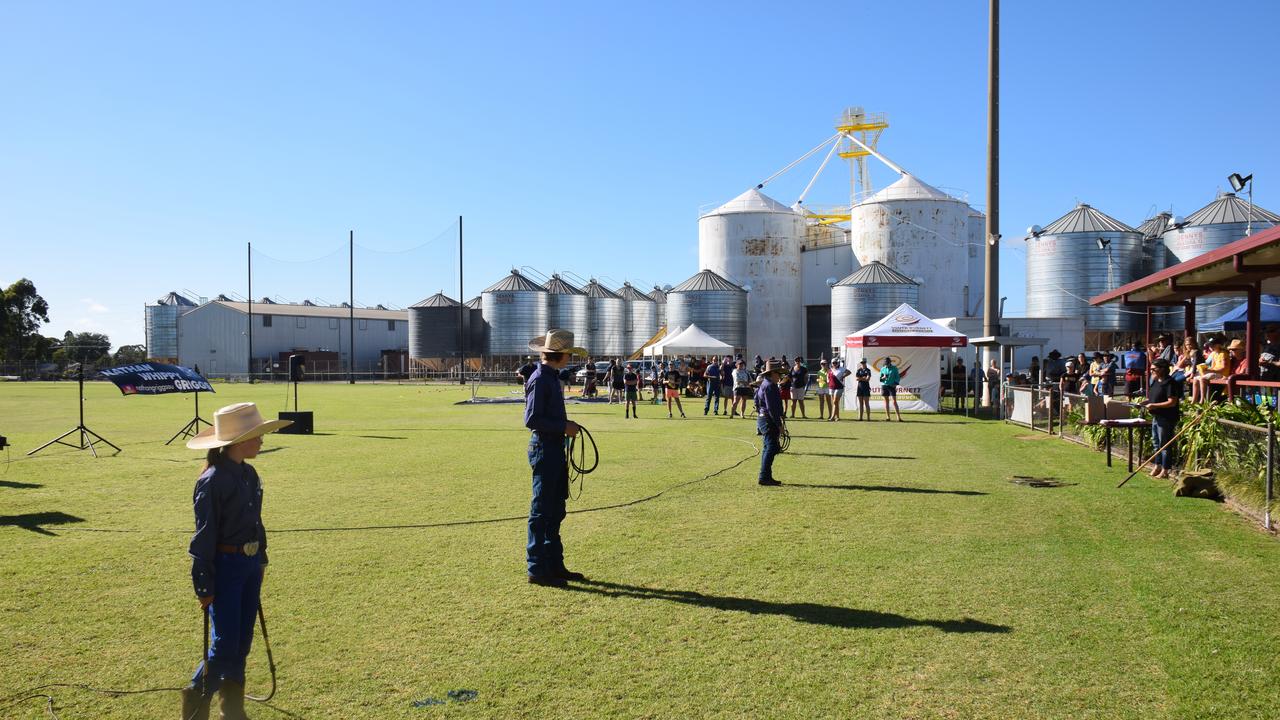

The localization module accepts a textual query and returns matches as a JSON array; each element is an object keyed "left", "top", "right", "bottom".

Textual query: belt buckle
[{"left": 242, "top": 541, "right": 260, "bottom": 557}]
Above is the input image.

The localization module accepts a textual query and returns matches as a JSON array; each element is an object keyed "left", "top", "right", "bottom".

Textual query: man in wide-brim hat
[
  {"left": 754, "top": 359, "right": 787, "bottom": 486},
  {"left": 522, "top": 329, "right": 587, "bottom": 587}
]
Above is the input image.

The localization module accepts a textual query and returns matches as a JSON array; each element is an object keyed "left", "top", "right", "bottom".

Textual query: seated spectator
[{"left": 1192, "top": 337, "right": 1228, "bottom": 402}]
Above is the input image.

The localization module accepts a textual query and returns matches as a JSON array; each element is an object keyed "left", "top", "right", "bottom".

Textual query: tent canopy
[
  {"left": 654, "top": 324, "right": 733, "bottom": 356},
  {"left": 1201, "top": 295, "right": 1280, "bottom": 332},
  {"left": 846, "top": 303, "right": 969, "bottom": 348},
  {"left": 641, "top": 325, "right": 684, "bottom": 356}
]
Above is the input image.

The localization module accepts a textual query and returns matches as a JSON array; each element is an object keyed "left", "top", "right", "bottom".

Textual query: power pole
[
  {"left": 349, "top": 230, "right": 355, "bottom": 384},
  {"left": 982, "top": 0, "right": 1001, "bottom": 404}
]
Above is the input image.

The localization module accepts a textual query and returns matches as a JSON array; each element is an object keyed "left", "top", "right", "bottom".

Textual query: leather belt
[{"left": 218, "top": 541, "right": 260, "bottom": 556}]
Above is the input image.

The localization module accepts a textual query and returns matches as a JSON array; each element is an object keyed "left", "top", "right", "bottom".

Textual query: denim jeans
[
  {"left": 758, "top": 417, "right": 780, "bottom": 482},
  {"left": 191, "top": 551, "right": 262, "bottom": 692},
  {"left": 1151, "top": 415, "right": 1178, "bottom": 470},
  {"left": 527, "top": 433, "right": 568, "bottom": 577},
  {"left": 705, "top": 383, "right": 722, "bottom": 413}
]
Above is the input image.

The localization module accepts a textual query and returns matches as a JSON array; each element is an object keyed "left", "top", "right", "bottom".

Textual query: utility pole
[
  {"left": 247, "top": 242, "right": 254, "bottom": 383},
  {"left": 982, "top": 0, "right": 1001, "bottom": 404},
  {"left": 458, "top": 216, "right": 466, "bottom": 384},
  {"left": 349, "top": 230, "right": 355, "bottom": 384}
]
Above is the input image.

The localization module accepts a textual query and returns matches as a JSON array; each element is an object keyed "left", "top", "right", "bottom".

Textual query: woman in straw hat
[
  {"left": 754, "top": 358, "right": 786, "bottom": 486},
  {"left": 523, "top": 329, "right": 588, "bottom": 587},
  {"left": 180, "top": 403, "right": 291, "bottom": 720}
]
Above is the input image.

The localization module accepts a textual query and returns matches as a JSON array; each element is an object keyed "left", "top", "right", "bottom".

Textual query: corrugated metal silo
[
  {"left": 850, "top": 174, "right": 970, "bottom": 319},
  {"left": 481, "top": 270, "right": 548, "bottom": 356},
  {"left": 464, "top": 296, "right": 487, "bottom": 357},
  {"left": 145, "top": 291, "right": 196, "bottom": 360},
  {"left": 830, "top": 261, "right": 920, "bottom": 350},
  {"left": 542, "top": 275, "right": 590, "bottom": 351},
  {"left": 618, "top": 283, "right": 657, "bottom": 353},
  {"left": 698, "top": 188, "right": 803, "bottom": 358},
  {"left": 1025, "top": 203, "right": 1144, "bottom": 331},
  {"left": 1161, "top": 193, "right": 1280, "bottom": 327},
  {"left": 666, "top": 269, "right": 747, "bottom": 351},
  {"left": 1137, "top": 211, "right": 1172, "bottom": 277},
  {"left": 965, "top": 207, "right": 986, "bottom": 317},
  {"left": 648, "top": 286, "right": 667, "bottom": 329},
  {"left": 408, "top": 292, "right": 461, "bottom": 359},
  {"left": 583, "top": 280, "right": 626, "bottom": 357}
]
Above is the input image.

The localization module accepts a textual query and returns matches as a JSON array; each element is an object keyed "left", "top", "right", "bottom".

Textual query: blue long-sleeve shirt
[
  {"left": 524, "top": 363, "right": 567, "bottom": 436},
  {"left": 755, "top": 376, "right": 784, "bottom": 424},
  {"left": 189, "top": 459, "right": 268, "bottom": 597}
]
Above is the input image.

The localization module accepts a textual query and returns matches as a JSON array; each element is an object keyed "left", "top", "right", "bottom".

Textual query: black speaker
[
  {"left": 288, "top": 355, "right": 306, "bottom": 382},
  {"left": 277, "top": 411, "right": 313, "bottom": 434}
]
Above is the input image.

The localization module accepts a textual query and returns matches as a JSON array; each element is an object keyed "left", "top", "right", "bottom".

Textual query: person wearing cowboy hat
[
  {"left": 181, "top": 403, "right": 291, "bottom": 720},
  {"left": 754, "top": 358, "right": 787, "bottom": 486},
  {"left": 523, "top": 329, "right": 587, "bottom": 587}
]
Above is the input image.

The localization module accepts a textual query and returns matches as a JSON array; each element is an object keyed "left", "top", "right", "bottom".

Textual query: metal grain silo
[
  {"left": 830, "top": 261, "right": 920, "bottom": 350},
  {"left": 584, "top": 279, "right": 626, "bottom": 357},
  {"left": 1137, "top": 211, "right": 1173, "bottom": 277},
  {"left": 648, "top": 286, "right": 668, "bottom": 329},
  {"left": 464, "top": 296, "right": 487, "bottom": 357},
  {"left": 850, "top": 174, "right": 969, "bottom": 319},
  {"left": 698, "top": 188, "right": 803, "bottom": 359},
  {"left": 666, "top": 269, "right": 747, "bottom": 351},
  {"left": 481, "top": 270, "right": 548, "bottom": 356},
  {"left": 541, "top": 275, "right": 590, "bottom": 352},
  {"left": 145, "top": 291, "right": 196, "bottom": 360},
  {"left": 408, "top": 292, "right": 461, "bottom": 360},
  {"left": 965, "top": 207, "right": 986, "bottom": 317},
  {"left": 1025, "top": 203, "right": 1144, "bottom": 331},
  {"left": 618, "top": 283, "right": 657, "bottom": 353},
  {"left": 1161, "top": 193, "right": 1280, "bottom": 327}
]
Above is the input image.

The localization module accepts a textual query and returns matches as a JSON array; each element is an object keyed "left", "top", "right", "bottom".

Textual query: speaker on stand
[{"left": 279, "top": 354, "right": 314, "bottom": 434}]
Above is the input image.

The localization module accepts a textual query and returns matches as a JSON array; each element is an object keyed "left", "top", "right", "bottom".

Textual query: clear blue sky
[{"left": 4, "top": 1, "right": 1277, "bottom": 350}]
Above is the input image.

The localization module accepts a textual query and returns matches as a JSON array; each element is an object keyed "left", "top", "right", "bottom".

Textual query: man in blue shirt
[
  {"left": 703, "top": 357, "right": 722, "bottom": 415},
  {"left": 754, "top": 359, "right": 786, "bottom": 486},
  {"left": 523, "top": 329, "right": 586, "bottom": 587}
]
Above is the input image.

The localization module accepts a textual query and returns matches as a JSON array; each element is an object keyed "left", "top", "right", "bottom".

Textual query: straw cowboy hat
[
  {"left": 187, "top": 402, "right": 293, "bottom": 450},
  {"left": 527, "top": 329, "right": 587, "bottom": 357},
  {"left": 762, "top": 359, "right": 787, "bottom": 375},
  {"left": 1227, "top": 339, "right": 1245, "bottom": 350}
]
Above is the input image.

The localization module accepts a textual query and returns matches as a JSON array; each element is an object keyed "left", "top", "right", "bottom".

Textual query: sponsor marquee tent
[
  {"left": 844, "top": 303, "right": 968, "bottom": 412},
  {"left": 650, "top": 323, "right": 733, "bottom": 356}
]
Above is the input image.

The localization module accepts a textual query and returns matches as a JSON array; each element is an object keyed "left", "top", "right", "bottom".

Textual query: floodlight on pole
[{"left": 1228, "top": 172, "right": 1254, "bottom": 236}]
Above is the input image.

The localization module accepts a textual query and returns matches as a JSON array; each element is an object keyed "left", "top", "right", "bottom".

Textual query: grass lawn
[{"left": 1, "top": 380, "right": 1278, "bottom": 719}]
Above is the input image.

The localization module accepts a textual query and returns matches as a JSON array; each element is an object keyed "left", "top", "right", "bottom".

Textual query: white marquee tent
[
  {"left": 644, "top": 324, "right": 732, "bottom": 357},
  {"left": 844, "top": 303, "right": 968, "bottom": 412}
]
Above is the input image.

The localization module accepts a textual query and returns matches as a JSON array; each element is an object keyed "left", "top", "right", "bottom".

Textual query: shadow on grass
[
  {"left": 0, "top": 511, "right": 85, "bottom": 536},
  {"left": 567, "top": 580, "right": 1010, "bottom": 633},
  {"left": 788, "top": 452, "right": 915, "bottom": 460},
  {"left": 0, "top": 480, "right": 43, "bottom": 489},
  {"left": 784, "top": 482, "right": 986, "bottom": 496}
]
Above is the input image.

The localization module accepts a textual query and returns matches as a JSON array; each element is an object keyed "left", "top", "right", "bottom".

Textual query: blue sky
[{"left": 4, "top": 1, "right": 1277, "bottom": 349}]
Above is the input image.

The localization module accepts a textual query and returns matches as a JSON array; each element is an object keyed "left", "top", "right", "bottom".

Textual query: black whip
[
  {"left": 245, "top": 605, "right": 277, "bottom": 703},
  {"left": 565, "top": 425, "right": 598, "bottom": 500},
  {"left": 778, "top": 418, "right": 791, "bottom": 454}
]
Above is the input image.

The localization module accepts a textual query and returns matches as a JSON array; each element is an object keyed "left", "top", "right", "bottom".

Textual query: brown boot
[
  {"left": 217, "top": 680, "right": 250, "bottom": 720},
  {"left": 180, "top": 686, "right": 210, "bottom": 720}
]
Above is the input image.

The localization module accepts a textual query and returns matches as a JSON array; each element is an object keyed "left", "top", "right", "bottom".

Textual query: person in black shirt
[
  {"left": 623, "top": 363, "right": 640, "bottom": 419},
  {"left": 1140, "top": 358, "right": 1182, "bottom": 479},
  {"left": 854, "top": 358, "right": 873, "bottom": 421},
  {"left": 1260, "top": 325, "right": 1280, "bottom": 385},
  {"left": 663, "top": 365, "right": 686, "bottom": 418},
  {"left": 516, "top": 356, "right": 537, "bottom": 384}
]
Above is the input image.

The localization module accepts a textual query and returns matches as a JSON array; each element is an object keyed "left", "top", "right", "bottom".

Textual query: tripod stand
[
  {"left": 28, "top": 367, "right": 121, "bottom": 457},
  {"left": 166, "top": 391, "right": 211, "bottom": 445}
]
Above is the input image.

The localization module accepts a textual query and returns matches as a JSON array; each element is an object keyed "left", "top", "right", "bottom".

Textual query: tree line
[{"left": 1, "top": 278, "right": 146, "bottom": 372}]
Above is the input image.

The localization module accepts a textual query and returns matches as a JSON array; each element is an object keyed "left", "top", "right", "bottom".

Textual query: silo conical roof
[
  {"left": 1183, "top": 192, "right": 1280, "bottom": 226},
  {"left": 156, "top": 291, "right": 196, "bottom": 306},
  {"left": 259, "top": 297, "right": 276, "bottom": 304},
  {"left": 583, "top": 280, "right": 621, "bottom": 299},
  {"left": 214, "top": 294, "right": 232, "bottom": 302},
  {"left": 702, "top": 187, "right": 795, "bottom": 217},
  {"left": 859, "top": 174, "right": 964, "bottom": 205},
  {"left": 834, "top": 260, "right": 918, "bottom": 286},
  {"left": 1041, "top": 203, "right": 1136, "bottom": 234},
  {"left": 542, "top": 275, "right": 585, "bottom": 295},
  {"left": 483, "top": 270, "right": 544, "bottom": 293},
  {"left": 1136, "top": 212, "right": 1172, "bottom": 239},
  {"left": 411, "top": 292, "right": 460, "bottom": 308},
  {"left": 618, "top": 283, "right": 654, "bottom": 302},
  {"left": 648, "top": 286, "right": 667, "bottom": 303},
  {"left": 464, "top": 296, "right": 482, "bottom": 309},
  {"left": 669, "top": 269, "right": 746, "bottom": 293}
]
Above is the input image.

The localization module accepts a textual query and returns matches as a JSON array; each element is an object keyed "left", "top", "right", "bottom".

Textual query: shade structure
[
  {"left": 844, "top": 303, "right": 969, "bottom": 348},
  {"left": 1200, "top": 295, "right": 1280, "bottom": 333},
  {"left": 641, "top": 326, "right": 684, "bottom": 357},
  {"left": 648, "top": 324, "right": 732, "bottom": 356},
  {"left": 843, "top": 304, "right": 969, "bottom": 413}
]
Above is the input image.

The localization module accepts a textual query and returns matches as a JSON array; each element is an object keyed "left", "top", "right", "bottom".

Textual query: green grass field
[{"left": 1, "top": 380, "right": 1278, "bottom": 719}]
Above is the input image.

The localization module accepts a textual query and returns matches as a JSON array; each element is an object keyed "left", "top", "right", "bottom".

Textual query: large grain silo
[
  {"left": 830, "top": 261, "right": 920, "bottom": 351},
  {"left": 1137, "top": 211, "right": 1173, "bottom": 276},
  {"left": 648, "top": 286, "right": 668, "bottom": 329},
  {"left": 542, "top": 275, "right": 590, "bottom": 351},
  {"left": 408, "top": 292, "right": 462, "bottom": 370},
  {"left": 850, "top": 174, "right": 969, "bottom": 319},
  {"left": 1161, "top": 193, "right": 1280, "bottom": 327},
  {"left": 464, "top": 296, "right": 487, "bottom": 359},
  {"left": 145, "top": 291, "right": 197, "bottom": 361},
  {"left": 1025, "top": 203, "right": 1144, "bottom": 332},
  {"left": 584, "top": 279, "right": 626, "bottom": 357},
  {"left": 618, "top": 283, "right": 657, "bottom": 353},
  {"left": 965, "top": 207, "right": 986, "bottom": 317},
  {"left": 666, "top": 269, "right": 747, "bottom": 351},
  {"left": 481, "top": 270, "right": 548, "bottom": 356},
  {"left": 698, "top": 188, "right": 803, "bottom": 358}
]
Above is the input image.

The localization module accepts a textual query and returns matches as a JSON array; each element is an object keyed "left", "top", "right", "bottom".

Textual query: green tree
[
  {"left": 58, "top": 331, "right": 112, "bottom": 365},
  {"left": 112, "top": 344, "right": 147, "bottom": 365},
  {"left": 0, "top": 278, "right": 51, "bottom": 363}
]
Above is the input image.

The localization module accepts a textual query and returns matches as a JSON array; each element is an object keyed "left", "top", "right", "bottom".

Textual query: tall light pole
[
  {"left": 982, "top": 0, "right": 1001, "bottom": 403},
  {"left": 1229, "top": 172, "right": 1254, "bottom": 236}
]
